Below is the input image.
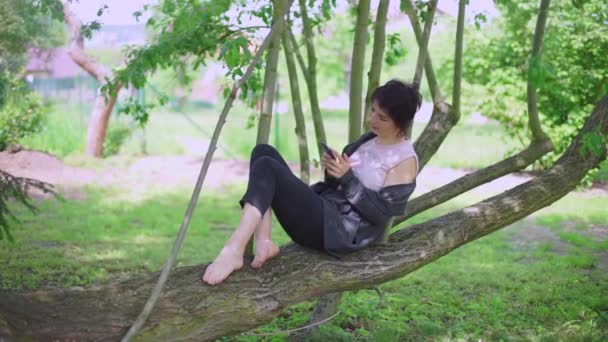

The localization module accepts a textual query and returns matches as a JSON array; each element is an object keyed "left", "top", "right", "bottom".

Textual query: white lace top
[{"left": 348, "top": 138, "right": 418, "bottom": 191}]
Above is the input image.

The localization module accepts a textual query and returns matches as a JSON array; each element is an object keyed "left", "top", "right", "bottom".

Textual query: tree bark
[
  {"left": 527, "top": 0, "right": 551, "bottom": 142},
  {"left": 63, "top": 3, "right": 122, "bottom": 158},
  {"left": 402, "top": 0, "right": 457, "bottom": 166},
  {"left": 412, "top": 0, "right": 437, "bottom": 87},
  {"left": 363, "top": 0, "right": 390, "bottom": 131},
  {"left": 452, "top": 0, "right": 466, "bottom": 120},
  {"left": 402, "top": 0, "right": 442, "bottom": 103},
  {"left": 256, "top": 0, "right": 288, "bottom": 144},
  {"left": 413, "top": 102, "right": 458, "bottom": 170},
  {"left": 282, "top": 26, "right": 310, "bottom": 184},
  {"left": 396, "top": 138, "right": 554, "bottom": 225},
  {"left": 406, "top": 0, "right": 437, "bottom": 138},
  {"left": 348, "top": 0, "right": 371, "bottom": 143},
  {"left": 2, "top": 95, "right": 606, "bottom": 342},
  {"left": 296, "top": 0, "right": 327, "bottom": 157}
]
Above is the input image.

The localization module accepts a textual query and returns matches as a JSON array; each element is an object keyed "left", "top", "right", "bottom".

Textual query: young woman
[{"left": 202, "top": 79, "right": 421, "bottom": 285}]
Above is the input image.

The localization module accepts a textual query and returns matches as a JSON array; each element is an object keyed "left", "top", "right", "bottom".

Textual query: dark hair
[{"left": 371, "top": 80, "right": 422, "bottom": 135}]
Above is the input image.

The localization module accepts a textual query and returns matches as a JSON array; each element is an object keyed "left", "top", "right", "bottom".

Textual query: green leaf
[{"left": 580, "top": 131, "right": 606, "bottom": 158}]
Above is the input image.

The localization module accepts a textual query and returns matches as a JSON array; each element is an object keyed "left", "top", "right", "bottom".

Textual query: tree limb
[
  {"left": 298, "top": 0, "right": 327, "bottom": 155},
  {"left": 402, "top": 0, "right": 442, "bottom": 103},
  {"left": 288, "top": 27, "right": 309, "bottom": 81},
  {"left": 413, "top": 102, "right": 459, "bottom": 171},
  {"left": 395, "top": 137, "right": 554, "bottom": 225},
  {"left": 363, "top": 0, "right": 390, "bottom": 131},
  {"left": 348, "top": 0, "right": 371, "bottom": 142},
  {"left": 282, "top": 25, "right": 311, "bottom": 183},
  {"left": 527, "top": 0, "right": 551, "bottom": 142},
  {"left": 452, "top": 0, "right": 466, "bottom": 120},
  {"left": 256, "top": 0, "right": 289, "bottom": 144},
  {"left": 412, "top": 0, "right": 437, "bottom": 87},
  {"left": 62, "top": 4, "right": 111, "bottom": 84}
]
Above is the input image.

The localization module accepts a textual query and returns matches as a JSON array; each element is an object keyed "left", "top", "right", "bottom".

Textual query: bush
[
  {"left": 103, "top": 123, "right": 133, "bottom": 157},
  {"left": 0, "top": 89, "right": 46, "bottom": 151}
]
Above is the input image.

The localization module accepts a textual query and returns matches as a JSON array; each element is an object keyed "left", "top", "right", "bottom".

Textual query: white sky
[{"left": 69, "top": 0, "right": 499, "bottom": 26}]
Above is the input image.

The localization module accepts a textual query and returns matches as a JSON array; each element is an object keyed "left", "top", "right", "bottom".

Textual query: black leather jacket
[{"left": 310, "top": 132, "right": 416, "bottom": 258}]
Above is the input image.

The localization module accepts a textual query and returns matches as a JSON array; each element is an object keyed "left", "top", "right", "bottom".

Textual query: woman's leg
[
  {"left": 251, "top": 208, "right": 280, "bottom": 269},
  {"left": 245, "top": 144, "right": 289, "bottom": 268},
  {"left": 203, "top": 145, "right": 324, "bottom": 285},
  {"left": 202, "top": 202, "right": 263, "bottom": 285},
  {"left": 203, "top": 145, "right": 288, "bottom": 285}
]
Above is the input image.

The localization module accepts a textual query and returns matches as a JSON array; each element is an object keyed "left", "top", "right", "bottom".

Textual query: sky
[{"left": 69, "top": 0, "right": 500, "bottom": 26}]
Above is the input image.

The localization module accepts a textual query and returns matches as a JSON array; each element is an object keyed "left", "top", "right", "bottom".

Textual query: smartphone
[{"left": 320, "top": 142, "right": 336, "bottom": 159}]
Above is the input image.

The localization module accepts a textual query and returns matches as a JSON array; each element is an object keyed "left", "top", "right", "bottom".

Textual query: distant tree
[{"left": 462, "top": 0, "right": 608, "bottom": 169}]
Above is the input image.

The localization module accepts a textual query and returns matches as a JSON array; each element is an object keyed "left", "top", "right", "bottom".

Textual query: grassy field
[
  {"left": 22, "top": 101, "right": 522, "bottom": 168},
  {"left": 9, "top": 97, "right": 608, "bottom": 340},
  {"left": 2, "top": 180, "right": 607, "bottom": 340}
]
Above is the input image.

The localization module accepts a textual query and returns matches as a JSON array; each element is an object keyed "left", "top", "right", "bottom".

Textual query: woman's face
[{"left": 369, "top": 99, "right": 401, "bottom": 138}]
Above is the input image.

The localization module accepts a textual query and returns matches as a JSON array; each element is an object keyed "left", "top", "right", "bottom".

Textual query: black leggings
[{"left": 239, "top": 144, "right": 325, "bottom": 251}]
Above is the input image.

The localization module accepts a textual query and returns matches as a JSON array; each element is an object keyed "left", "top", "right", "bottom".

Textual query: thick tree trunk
[
  {"left": 63, "top": 3, "right": 121, "bottom": 157},
  {"left": 348, "top": 0, "right": 371, "bottom": 142},
  {"left": 1, "top": 95, "right": 606, "bottom": 342}
]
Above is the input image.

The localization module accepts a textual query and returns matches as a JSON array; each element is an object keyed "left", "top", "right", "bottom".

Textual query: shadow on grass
[{"left": 0, "top": 184, "right": 292, "bottom": 291}]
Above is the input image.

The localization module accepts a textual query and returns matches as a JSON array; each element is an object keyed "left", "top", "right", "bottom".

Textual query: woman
[{"left": 202, "top": 79, "right": 421, "bottom": 285}]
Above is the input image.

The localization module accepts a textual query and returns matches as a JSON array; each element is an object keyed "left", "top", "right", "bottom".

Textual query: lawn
[
  {"left": 8, "top": 98, "right": 608, "bottom": 341},
  {"left": 2, "top": 181, "right": 606, "bottom": 341}
]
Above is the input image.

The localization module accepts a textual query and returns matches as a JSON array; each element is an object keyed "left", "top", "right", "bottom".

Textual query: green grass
[
  {"left": 1, "top": 184, "right": 292, "bottom": 290},
  {"left": 20, "top": 102, "right": 87, "bottom": 157},
  {"left": 2, "top": 183, "right": 606, "bottom": 341},
  {"left": 21, "top": 100, "right": 516, "bottom": 169}
]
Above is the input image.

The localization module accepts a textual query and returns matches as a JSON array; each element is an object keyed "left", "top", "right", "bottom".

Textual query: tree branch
[
  {"left": 363, "top": 0, "right": 390, "bottom": 131},
  {"left": 256, "top": 0, "right": 289, "bottom": 144},
  {"left": 298, "top": 0, "right": 327, "bottom": 155},
  {"left": 412, "top": 0, "right": 437, "bottom": 87},
  {"left": 527, "top": 0, "right": 551, "bottom": 142},
  {"left": 452, "top": 0, "right": 466, "bottom": 120},
  {"left": 413, "top": 102, "right": 459, "bottom": 171},
  {"left": 288, "top": 27, "right": 309, "bottom": 81},
  {"left": 402, "top": 0, "right": 442, "bottom": 103},
  {"left": 62, "top": 3, "right": 111, "bottom": 84},
  {"left": 395, "top": 137, "right": 554, "bottom": 225},
  {"left": 348, "top": 0, "right": 371, "bottom": 142},
  {"left": 282, "top": 26, "right": 311, "bottom": 183}
]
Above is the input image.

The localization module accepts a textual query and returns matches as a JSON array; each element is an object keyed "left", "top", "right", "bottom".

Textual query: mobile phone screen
[{"left": 321, "top": 142, "right": 336, "bottom": 158}]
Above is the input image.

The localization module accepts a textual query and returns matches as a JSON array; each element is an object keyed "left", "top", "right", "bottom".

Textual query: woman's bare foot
[
  {"left": 251, "top": 240, "right": 280, "bottom": 269},
  {"left": 202, "top": 246, "right": 244, "bottom": 285}
]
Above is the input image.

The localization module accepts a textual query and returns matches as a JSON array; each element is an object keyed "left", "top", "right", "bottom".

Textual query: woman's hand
[{"left": 322, "top": 151, "right": 352, "bottom": 178}]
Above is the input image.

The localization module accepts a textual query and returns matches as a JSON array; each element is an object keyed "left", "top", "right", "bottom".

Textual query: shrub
[
  {"left": 103, "top": 123, "right": 133, "bottom": 157},
  {"left": 0, "top": 88, "right": 46, "bottom": 151}
]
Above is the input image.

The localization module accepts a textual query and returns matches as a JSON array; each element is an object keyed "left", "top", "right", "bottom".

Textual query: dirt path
[{"left": 1, "top": 149, "right": 559, "bottom": 199}]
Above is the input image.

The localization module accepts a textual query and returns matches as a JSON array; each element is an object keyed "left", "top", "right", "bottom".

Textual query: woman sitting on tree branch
[{"left": 202, "top": 80, "right": 421, "bottom": 285}]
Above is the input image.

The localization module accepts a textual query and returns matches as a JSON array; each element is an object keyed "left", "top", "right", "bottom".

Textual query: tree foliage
[{"left": 462, "top": 0, "right": 608, "bottom": 168}]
